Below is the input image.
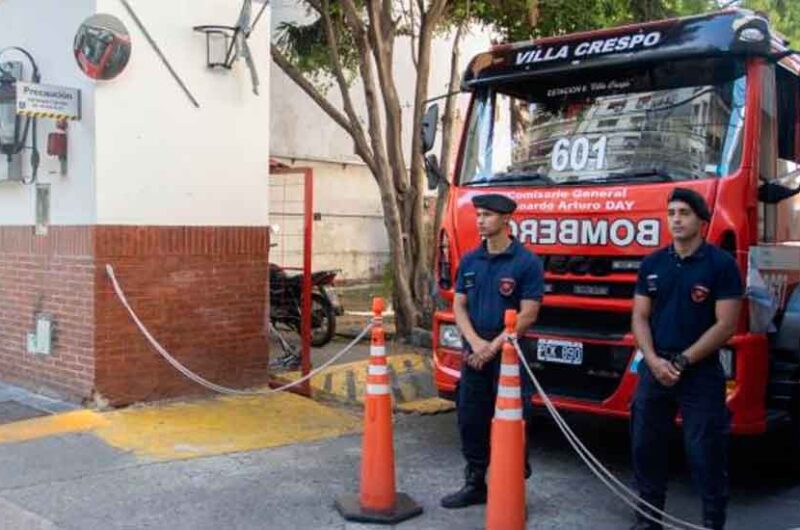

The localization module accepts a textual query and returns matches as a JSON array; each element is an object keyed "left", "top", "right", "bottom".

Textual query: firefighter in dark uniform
[
  {"left": 631, "top": 188, "right": 743, "bottom": 530},
  {"left": 440, "top": 193, "right": 544, "bottom": 509}
]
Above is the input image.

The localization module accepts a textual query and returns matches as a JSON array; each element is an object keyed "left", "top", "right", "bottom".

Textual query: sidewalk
[
  {"left": 0, "top": 382, "right": 79, "bottom": 425},
  {"left": 2, "top": 398, "right": 798, "bottom": 529},
  {"left": 0, "top": 386, "right": 360, "bottom": 461}
]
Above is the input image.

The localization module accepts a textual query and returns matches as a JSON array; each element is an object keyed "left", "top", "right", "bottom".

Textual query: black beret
[
  {"left": 668, "top": 187, "right": 711, "bottom": 222},
  {"left": 471, "top": 193, "right": 517, "bottom": 214}
]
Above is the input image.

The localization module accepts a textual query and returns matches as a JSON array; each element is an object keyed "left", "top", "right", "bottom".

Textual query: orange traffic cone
[
  {"left": 335, "top": 297, "right": 423, "bottom": 524},
  {"left": 486, "top": 309, "right": 527, "bottom": 530}
]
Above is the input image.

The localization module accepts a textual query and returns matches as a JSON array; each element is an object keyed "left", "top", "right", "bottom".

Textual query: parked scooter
[{"left": 269, "top": 263, "right": 343, "bottom": 347}]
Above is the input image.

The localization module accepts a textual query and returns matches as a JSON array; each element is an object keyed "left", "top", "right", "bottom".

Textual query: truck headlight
[
  {"left": 439, "top": 324, "right": 463, "bottom": 349},
  {"left": 719, "top": 348, "right": 735, "bottom": 379}
]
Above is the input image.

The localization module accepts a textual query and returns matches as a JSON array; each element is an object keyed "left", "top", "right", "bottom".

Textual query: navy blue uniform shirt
[
  {"left": 455, "top": 238, "right": 544, "bottom": 338},
  {"left": 635, "top": 241, "right": 743, "bottom": 355}
]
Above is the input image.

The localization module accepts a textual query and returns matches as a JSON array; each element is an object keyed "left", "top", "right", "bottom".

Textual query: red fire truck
[{"left": 423, "top": 9, "right": 800, "bottom": 437}]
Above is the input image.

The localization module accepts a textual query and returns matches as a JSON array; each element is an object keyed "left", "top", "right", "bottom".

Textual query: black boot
[
  {"left": 440, "top": 466, "right": 487, "bottom": 509},
  {"left": 702, "top": 505, "right": 726, "bottom": 530}
]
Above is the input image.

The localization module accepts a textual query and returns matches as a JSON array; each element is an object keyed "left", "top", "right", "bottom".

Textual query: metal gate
[{"left": 268, "top": 161, "right": 313, "bottom": 395}]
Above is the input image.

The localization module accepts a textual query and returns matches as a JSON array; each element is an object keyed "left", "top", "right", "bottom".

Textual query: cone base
[{"left": 335, "top": 492, "right": 423, "bottom": 524}]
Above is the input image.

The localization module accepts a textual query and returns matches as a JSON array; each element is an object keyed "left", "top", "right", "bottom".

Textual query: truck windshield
[{"left": 460, "top": 57, "right": 747, "bottom": 186}]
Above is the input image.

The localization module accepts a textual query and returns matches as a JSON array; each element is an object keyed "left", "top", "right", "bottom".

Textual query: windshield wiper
[
  {"left": 591, "top": 169, "right": 674, "bottom": 184},
  {"left": 467, "top": 171, "right": 554, "bottom": 186}
]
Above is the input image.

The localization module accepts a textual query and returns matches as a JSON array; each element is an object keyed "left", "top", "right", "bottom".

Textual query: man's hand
[
  {"left": 466, "top": 335, "right": 506, "bottom": 370},
  {"left": 466, "top": 337, "right": 492, "bottom": 370},
  {"left": 489, "top": 332, "right": 508, "bottom": 355},
  {"left": 648, "top": 356, "right": 681, "bottom": 387}
]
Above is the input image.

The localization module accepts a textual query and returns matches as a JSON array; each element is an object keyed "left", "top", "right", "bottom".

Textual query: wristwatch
[{"left": 671, "top": 353, "right": 690, "bottom": 372}]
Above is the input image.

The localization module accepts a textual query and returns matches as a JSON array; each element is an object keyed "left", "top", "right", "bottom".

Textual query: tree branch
[
  {"left": 271, "top": 46, "right": 376, "bottom": 173},
  {"left": 340, "top": 0, "right": 393, "bottom": 191},
  {"left": 304, "top": 0, "right": 323, "bottom": 13},
  {"left": 381, "top": 0, "right": 394, "bottom": 41},
  {"left": 318, "top": 0, "right": 377, "bottom": 172},
  {"left": 409, "top": 0, "right": 418, "bottom": 70},
  {"left": 366, "top": 0, "right": 408, "bottom": 196},
  {"left": 406, "top": 0, "right": 448, "bottom": 299}
]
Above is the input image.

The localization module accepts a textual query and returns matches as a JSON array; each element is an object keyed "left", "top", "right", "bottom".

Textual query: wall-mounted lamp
[
  {"left": 192, "top": 0, "right": 269, "bottom": 95},
  {"left": 193, "top": 25, "right": 238, "bottom": 69}
]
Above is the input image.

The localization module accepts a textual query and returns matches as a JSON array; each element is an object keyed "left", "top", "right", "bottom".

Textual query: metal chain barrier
[
  {"left": 106, "top": 264, "right": 372, "bottom": 397},
  {"left": 510, "top": 335, "right": 710, "bottom": 530}
]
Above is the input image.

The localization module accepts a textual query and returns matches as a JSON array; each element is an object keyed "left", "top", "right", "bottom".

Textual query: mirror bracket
[
  {"left": 421, "top": 104, "right": 440, "bottom": 154},
  {"left": 425, "top": 154, "right": 446, "bottom": 191}
]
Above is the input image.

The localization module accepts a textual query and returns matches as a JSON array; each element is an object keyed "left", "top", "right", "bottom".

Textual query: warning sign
[{"left": 16, "top": 82, "right": 81, "bottom": 121}]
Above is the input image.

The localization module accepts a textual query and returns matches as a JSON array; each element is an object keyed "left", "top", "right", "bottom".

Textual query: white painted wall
[
  {"left": 95, "top": 0, "right": 271, "bottom": 226},
  {"left": 0, "top": 0, "right": 97, "bottom": 225},
  {"left": 270, "top": 157, "right": 389, "bottom": 281},
  {"left": 0, "top": 0, "right": 270, "bottom": 228}
]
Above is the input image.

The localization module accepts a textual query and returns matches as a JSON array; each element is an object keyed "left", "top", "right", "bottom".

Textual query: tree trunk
[
  {"left": 377, "top": 175, "right": 420, "bottom": 335},
  {"left": 407, "top": 2, "right": 446, "bottom": 325},
  {"left": 432, "top": 25, "right": 463, "bottom": 259}
]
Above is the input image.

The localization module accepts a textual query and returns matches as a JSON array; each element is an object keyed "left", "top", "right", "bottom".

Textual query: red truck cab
[{"left": 426, "top": 9, "right": 800, "bottom": 436}]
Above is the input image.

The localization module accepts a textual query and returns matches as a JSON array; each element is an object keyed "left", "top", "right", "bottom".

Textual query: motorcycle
[{"left": 269, "top": 263, "right": 343, "bottom": 348}]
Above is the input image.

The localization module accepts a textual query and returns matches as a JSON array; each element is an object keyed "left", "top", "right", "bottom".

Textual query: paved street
[{"left": 1, "top": 401, "right": 799, "bottom": 530}]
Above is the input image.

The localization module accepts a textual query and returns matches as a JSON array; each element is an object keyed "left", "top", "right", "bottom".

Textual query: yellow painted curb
[
  {"left": 94, "top": 392, "right": 361, "bottom": 460},
  {"left": 285, "top": 353, "right": 439, "bottom": 409},
  {"left": 0, "top": 410, "right": 109, "bottom": 444}
]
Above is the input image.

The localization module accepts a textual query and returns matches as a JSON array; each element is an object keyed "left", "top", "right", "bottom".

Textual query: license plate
[{"left": 537, "top": 339, "right": 583, "bottom": 365}]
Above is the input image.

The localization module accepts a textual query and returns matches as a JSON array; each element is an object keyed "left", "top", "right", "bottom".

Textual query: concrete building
[{"left": 0, "top": 0, "right": 271, "bottom": 405}]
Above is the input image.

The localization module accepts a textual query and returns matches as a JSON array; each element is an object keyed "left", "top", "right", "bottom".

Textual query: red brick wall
[
  {"left": 94, "top": 226, "right": 271, "bottom": 406},
  {"left": 0, "top": 227, "right": 95, "bottom": 401},
  {"left": 0, "top": 225, "right": 270, "bottom": 406}
]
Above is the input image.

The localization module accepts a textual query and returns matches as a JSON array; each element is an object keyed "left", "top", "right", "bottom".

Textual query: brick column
[
  {"left": 0, "top": 227, "right": 95, "bottom": 401},
  {"left": 0, "top": 225, "right": 270, "bottom": 406}
]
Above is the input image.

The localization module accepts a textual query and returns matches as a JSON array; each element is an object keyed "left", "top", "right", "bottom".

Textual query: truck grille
[
  {"left": 541, "top": 255, "right": 643, "bottom": 276},
  {"left": 546, "top": 281, "right": 635, "bottom": 298},
  {"left": 530, "top": 307, "right": 631, "bottom": 340}
]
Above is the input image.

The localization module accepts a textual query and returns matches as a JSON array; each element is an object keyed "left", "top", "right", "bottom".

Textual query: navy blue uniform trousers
[
  {"left": 456, "top": 335, "right": 535, "bottom": 473},
  {"left": 631, "top": 358, "right": 729, "bottom": 526}
]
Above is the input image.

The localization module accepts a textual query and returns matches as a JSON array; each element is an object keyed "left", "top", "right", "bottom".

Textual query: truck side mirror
[
  {"left": 425, "top": 154, "right": 446, "bottom": 191},
  {"left": 421, "top": 104, "right": 439, "bottom": 153},
  {"left": 758, "top": 181, "right": 800, "bottom": 204}
]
